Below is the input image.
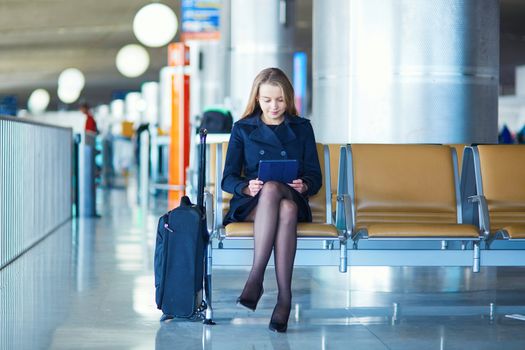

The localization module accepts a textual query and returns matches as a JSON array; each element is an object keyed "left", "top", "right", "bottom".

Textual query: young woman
[{"left": 221, "top": 67, "right": 322, "bottom": 332}]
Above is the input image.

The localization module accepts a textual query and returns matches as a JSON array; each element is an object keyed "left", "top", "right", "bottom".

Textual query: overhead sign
[
  {"left": 181, "top": 0, "right": 221, "bottom": 41},
  {"left": 0, "top": 95, "right": 17, "bottom": 116}
]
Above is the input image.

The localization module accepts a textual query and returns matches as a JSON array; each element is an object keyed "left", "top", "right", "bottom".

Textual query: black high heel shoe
[
  {"left": 268, "top": 304, "right": 290, "bottom": 333},
  {"left": 268, "top": 319, "right": 288, "bottom": 333},
  {"left": 236, "top": 287, "right": 264, "bottom": 311}
]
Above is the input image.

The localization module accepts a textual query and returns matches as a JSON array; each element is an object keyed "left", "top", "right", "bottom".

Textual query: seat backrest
[
  {"left": 448, "top": 144, "right": 466, "bottom": 177},
  {"left": 206, "top": 143, "right": 217, "bottom": 195},
  {"left": 476, "top": 145, "right": 525, "bottom": 230},
  {"left": 326, "top": 144, "right": 345, "bottom": 211},
  {"left": 308, "top": 143, "right": 327, "bottom": 223},
  {"left": 217, "top": 142, "right": 233, "bottom": 221},
  {"left": 216, "top": 142, "right": 328, "bottom": 225},
  {"left": 350, "top": 144, "right": 459, "bottom": 229}
]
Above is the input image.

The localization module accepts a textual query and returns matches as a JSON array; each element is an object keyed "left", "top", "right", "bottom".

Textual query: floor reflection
[
  {"left": 3, "top": 187, "right": 525, "bottom": 350},
  {"left": 73, "top": 218, "right": 97, "bottom": 292},
  {"left": 0, "top": 222, "right": 73, "bottom": 350}
]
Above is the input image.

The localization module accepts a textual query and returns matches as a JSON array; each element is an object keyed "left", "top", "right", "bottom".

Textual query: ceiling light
[
  {"left": 57, "top": 86, "right": 81, "bottom": 104},
  {"left": 116, "top": 44, "right": 150, "bottom": 78},
  {"left": 27, "top": 89, "right": 50, "bottom": 114},
  {"left": 133, "top": 3, "right": 178, "bottom": 47},
  {"left": 58, "top": 68, "right": 85, "bottom": 92}
]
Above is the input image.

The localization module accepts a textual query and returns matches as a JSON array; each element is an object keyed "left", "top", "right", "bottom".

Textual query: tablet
[{"left": 258, "top": 159, "right": 299, "bottom": 184}]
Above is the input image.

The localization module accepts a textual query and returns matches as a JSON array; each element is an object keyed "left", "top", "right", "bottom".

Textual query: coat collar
[
  {"left": 237, "top": 111, "right": 305, "bottom": 126},
  {"left": 239, "top": 111, "right": 303, "bottom": 146}
]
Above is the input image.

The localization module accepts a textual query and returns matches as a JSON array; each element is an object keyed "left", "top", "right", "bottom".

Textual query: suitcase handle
[{"left": 197, "top": 128, "right": 207, "bottom": 210}]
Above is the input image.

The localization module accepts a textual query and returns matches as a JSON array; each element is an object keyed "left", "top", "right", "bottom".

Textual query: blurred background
[
  {"left": 2, "top": 0, "right": 525, "bottom": 133},
  {"left": 2, "top": 0, "right": 525, "bottom": 195}
]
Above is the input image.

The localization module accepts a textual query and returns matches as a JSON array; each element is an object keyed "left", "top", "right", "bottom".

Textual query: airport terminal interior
[{"left": 3, "top": 0, "right": 525, "bottom": 349}]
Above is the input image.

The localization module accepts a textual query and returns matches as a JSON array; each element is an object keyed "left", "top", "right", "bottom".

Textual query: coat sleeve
[
  {"left": 301, "top": 122, "right": 322, "bottom": 197},
  {"left": 221, "top": 124, "right": 249, "bottom": 196}
]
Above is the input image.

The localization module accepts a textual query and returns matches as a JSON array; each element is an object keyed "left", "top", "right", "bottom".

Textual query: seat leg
[
  {"left": 473, "top": 241, "right": 480, "bottom": 273},
  {"left": 339, "top": 240, "right": 347, "bottom": 273},
  {"left": 324, "top": 240, "right": 334, "bottom": 250}
]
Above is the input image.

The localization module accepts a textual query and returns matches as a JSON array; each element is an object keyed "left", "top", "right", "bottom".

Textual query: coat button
[
  {"left": 280, "top": 150, "right": 286, "bottom": 157},
  {"left": 259, "top": 150, "right": 265, "bottom": 155}
]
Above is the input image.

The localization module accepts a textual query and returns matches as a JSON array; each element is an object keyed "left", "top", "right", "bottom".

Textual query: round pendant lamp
[
  {"left": 133, "top": 3, "right": 178, "bottom": 47},
  {"left": 57, "top": 85, "right": 81, "bottom": 104},
  {"left": 116, "top": 44, "right": 150, "bottom": 78},
  {"left": 28, "top": 89, "right": 50, "bottom": 114},
  {"left": 58, "top": 68, "right": 85, "bottom": 91}
]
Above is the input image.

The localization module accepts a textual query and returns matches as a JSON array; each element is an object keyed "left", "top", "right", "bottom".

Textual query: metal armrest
[
  {"left": 336, "top": 194, "right": 353, "bottom": 240},
  {"left": 494, "top": 229, "right": 511, "bottom": 240},
  {"left": 468, "top": 195, "right": 490, "bottom": 239}
]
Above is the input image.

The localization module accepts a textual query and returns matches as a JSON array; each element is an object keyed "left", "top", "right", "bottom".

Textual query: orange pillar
[{"left": 167, "top": 43, "right": 190, "bottom": 207}]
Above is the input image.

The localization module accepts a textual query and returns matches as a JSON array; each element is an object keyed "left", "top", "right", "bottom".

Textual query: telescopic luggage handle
[
  {"left": 199, "top": 128, "right": 208, "bottom": 143},
  {"left": 197, "top": 128, "right": 207, "bottom": 210}
]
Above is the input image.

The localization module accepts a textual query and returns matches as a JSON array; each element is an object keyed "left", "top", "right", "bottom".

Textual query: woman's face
[{"left": 258, "top": 83, "right": 286, "bottom": 125}]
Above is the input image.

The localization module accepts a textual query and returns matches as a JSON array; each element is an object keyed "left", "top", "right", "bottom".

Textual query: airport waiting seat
[
  {"left": 206, "top": 143, "right": 217, "bottom": 196},
  {"left": 347, "top": 144, "right": 482, "bottom": 271},
  {"left": 212, "top": 142, "right": 349, "bottom": 271},
  {"left": 213, "top": 142, "right": 232, "bottom": 226},
  {"left": 326, "top": 144, "right": 347, "bottom": 212},
  {"left": 448, "top": 144, "right": 467, "bottom": 178},
  {"left": 461, "top": 145, "right": 525, "bottom": 246},
  {"left": 190, "top": 134, "right": 230, "bottom": 201}
]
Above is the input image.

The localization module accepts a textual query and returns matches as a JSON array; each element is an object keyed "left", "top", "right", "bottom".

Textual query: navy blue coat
[{"left": 221, "top": 112, "right": 322, "bottom": 224}]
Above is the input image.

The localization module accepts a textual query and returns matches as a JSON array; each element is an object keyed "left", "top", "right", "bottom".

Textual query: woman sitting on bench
[{"left": 221, "top": 67, "right": 322, "bottom": 332}]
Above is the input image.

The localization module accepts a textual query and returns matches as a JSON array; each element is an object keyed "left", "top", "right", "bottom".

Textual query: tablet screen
[{"left": 258, "top": 160, "right": 299, "bottom": 184}]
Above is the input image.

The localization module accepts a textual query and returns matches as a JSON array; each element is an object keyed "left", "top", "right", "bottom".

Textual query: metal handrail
[{"left": 1, "top": 117, "right": 73, "bottom": 269}]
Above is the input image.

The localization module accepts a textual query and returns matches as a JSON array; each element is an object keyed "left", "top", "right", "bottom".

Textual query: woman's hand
[
  {"left": 289, "top": 179, "right": 308, "bottom": 194},
  {"left": 244, "top": 178, "right": 264, "bottom": 197}
]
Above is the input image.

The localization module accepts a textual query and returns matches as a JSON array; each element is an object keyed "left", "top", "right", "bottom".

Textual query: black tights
[{"left": 240, "top": 181, "right": 298, "bottom": 325}]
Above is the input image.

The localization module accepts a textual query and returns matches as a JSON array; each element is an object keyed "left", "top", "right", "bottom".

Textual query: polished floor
[{"left": 2, "top": 184, "right": 525, "bottom": 350}]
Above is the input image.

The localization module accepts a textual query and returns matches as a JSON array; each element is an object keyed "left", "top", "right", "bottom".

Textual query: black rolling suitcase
[{"left": 154, "top": 129, "right": 213, "bottom": 323}]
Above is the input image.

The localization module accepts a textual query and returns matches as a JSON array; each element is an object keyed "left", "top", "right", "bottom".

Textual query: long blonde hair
[{"left": 241, "top": 67, "right": 298, "bottom": 118}]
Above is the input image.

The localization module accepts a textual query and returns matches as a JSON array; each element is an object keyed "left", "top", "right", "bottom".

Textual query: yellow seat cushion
[
  {"left": 499, "top": 225, "right": 525, "bottom": 239},
  {"left": 477, "top": 145, "right": 525, "bottom": 232},
  {"left": 359, "top": 223, "right": 480, "bottom": 238},
  {"left": 225, "top": 222, "right": 339, "bottom": 238},
  {"left": 351, "top": 145, "right": 459, "bottom": 228}
]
